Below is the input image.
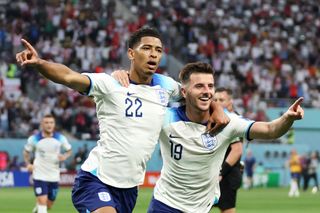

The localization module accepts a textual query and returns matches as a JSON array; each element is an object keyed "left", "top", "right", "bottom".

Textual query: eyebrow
[{"left": 138, "top": 43, "right": 163, "bottom": 49}]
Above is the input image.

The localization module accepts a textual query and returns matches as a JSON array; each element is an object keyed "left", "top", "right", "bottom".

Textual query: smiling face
[
  {"left": 182, "top": 73, "right": 215, "bottom": 113},
  {"left": 128, "top": 36, "right": 163, "bottom": 83}
]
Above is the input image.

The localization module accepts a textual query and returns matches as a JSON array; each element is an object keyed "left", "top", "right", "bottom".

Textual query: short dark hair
[
  {"left": 43, "top": 114, "right": 55, "bottom": 119},
  {"left": 215, "top": 87, "right": 233, "bottom": 97},
  {"left": 179, "top": 62, "right": 215, "bottom": 84},
  {"left": 127, "top": 27, "right": 162, "bottom": 48}
]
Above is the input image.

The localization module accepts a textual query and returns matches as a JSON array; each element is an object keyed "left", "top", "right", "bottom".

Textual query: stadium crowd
[{"left": 0, "top": 0, "right": 320, "bottom": 139}]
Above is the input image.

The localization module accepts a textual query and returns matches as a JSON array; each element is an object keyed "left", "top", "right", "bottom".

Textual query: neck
[
  {"left": 185, "top": 106, "right": 210, "bottom": 124},
  {"left": 42, "top": 131, "right": 53, "bottom": 138},
  {"left": 129, "top": 68, "right": 152, "bottom": 85}
]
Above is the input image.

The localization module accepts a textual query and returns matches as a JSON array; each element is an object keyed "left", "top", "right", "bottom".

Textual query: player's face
[
  {"left": 128, "top": 36, "right": 163, "bottom": 78},
  {"left": 41, "top": 117, "right": 55, "bottom": 134},
  {"left": 182, "top": 73, "right": 214, "bottom": 112},
  {"left": 213, "top": 91, "right": 233, "bottom": 111}
]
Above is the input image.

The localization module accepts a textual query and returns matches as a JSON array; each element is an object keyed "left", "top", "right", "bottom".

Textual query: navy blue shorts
[
  {"left": 33, "top": 179, "right": 59, "bottom": 201},
  {"left": 72, "top": 170, "right": 138, "bottom": 213},
  {"left": 147, "top": 197, "right": 182, "bottom": 213}
]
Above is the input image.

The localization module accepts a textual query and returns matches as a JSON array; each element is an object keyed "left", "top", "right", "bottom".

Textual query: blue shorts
[
  {"left": 33, "top": 179, "right": 59, "bottom": 201},
  {"left": 291, "top": 172, "right": 301, "bottom": 180},
  {"left": 72, "top": 170, "right": 138, "bottom": 213},
  {"left": 147, "top": 197, "right": 182, "bottom": 213}
]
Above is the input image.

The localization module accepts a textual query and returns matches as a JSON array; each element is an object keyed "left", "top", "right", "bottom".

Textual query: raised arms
[
  {"left": 16, "top": 39, "right": 90, "bottom": 93},
  {"left": 249, "top": 97, "right": 304, "bottom": 140}
]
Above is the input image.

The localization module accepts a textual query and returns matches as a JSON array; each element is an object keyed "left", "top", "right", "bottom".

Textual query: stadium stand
[{"left": 0, "top": 0, "right": 319, "bottom": 141}]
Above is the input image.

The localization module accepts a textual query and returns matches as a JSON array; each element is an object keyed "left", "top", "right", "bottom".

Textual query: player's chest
[
  {"left": 101, "top": 87, "right": 170, "bottom": 117},
  {"left": 36, "top": 139, "right": 61, "bottom": 153}
]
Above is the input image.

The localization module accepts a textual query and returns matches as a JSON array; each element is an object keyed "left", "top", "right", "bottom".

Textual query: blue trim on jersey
[
  {"left": 246, "top": 122, "right": 255, "bottom": 141},
  {"left": 166, "top": 105, "right": 208, "bottom": 126},
  {"left": 90, "top": 168, "right": 98, "bottom": 176},
  {"left": 82, "top": 74, "right": 92, "bottom": 96},
  {"left": 165, "top": 106, "right": 188, "bottom": 124},
  {"left": 53, "top": 132, "right": 61, "bottom": 140},
  {"left": 30, "top": 132, "right": 43, "bottom": 144},
  {"left": 176, "top": 106, "right": 190, "bottom": 122},
  {"left": 31, "top": 132, "right": 67, "bottom": 145},
  {"left": 129, "top": 79, "right": 141, "bottom": 85},
  {"left": 213, "top": 196, "right": 219, "bottom": 205},
  {"left": 129, "top": 73, "right": 172, "bottom": 88},
  {"left": 151, "top": 73, "right": 174, "bottom": 90}
]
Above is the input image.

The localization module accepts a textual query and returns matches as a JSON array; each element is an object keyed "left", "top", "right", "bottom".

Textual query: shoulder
[
  {"left": 83, "top": 72, "right": 115, "bottom": 80},
  {"left": 165, "top": 106, "right": 189, "bottom": 124},
  {"left": 28, "top": 132, "right": 42, "bottom": 143},
  {"left": 151, "top": 73, "right": 179, "bottom": 89},
  {"left": 53, "top": 132, "right": 69, "bottom": 142}
]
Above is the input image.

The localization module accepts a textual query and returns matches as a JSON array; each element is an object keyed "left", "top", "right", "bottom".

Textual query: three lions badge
[{"left": 201, "top": 133, "right": 218, "bottom": 150}]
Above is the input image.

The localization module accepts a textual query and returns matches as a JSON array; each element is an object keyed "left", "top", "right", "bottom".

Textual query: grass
[{"left": 0, "top": 187, "right": 319, "bottom": 212}]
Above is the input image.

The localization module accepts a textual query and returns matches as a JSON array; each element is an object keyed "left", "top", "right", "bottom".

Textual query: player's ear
[
  {"left": 127, "top": 48, "right": 134, "bottom": 60},
  {"left": 181, "top": 87, "right": 187, "bottom": 98}
]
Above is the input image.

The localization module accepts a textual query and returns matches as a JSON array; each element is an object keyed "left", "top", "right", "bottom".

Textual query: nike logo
[
  {"left": 127, "top": 92, "right": 136, "bottom": 96},
  {"left": 169, "top": 134, "right": 181, "bottom": 138}
]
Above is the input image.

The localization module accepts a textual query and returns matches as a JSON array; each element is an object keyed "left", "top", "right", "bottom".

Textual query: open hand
[{"left": 111, "top": 70, "right": 130, "bottom": 87}]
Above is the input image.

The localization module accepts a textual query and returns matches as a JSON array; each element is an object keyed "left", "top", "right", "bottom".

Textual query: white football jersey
[
  {"left": 81, "top": 73, "right": 180, "bottom": 188},
  {"left": 24, "top": 132, "right": 71, "bottom": 182},
  {"left": 153, "top": 106, "right": 254, "bottom": 213}
]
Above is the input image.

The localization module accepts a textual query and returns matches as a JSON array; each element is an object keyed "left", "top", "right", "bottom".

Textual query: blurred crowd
[{"left": 0, "top": 0, "right": 320, "bottom": 139}]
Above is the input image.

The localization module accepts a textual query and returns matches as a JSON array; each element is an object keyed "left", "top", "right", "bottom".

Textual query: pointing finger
[
  {"left": 291, "top": 97, "right": 303, "bottom": 111},
  {"left": 21, "top": 39, "right": 37, "bottom": 55}
]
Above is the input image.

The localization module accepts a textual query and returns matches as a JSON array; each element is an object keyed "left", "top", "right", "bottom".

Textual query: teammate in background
[
  {"left": 23, "top": 114, "right": 72, "bottom": 213},
  {"left": 16, "top": 27, "right": 228, "bottom": 213},
  {"left": 147, "top": 62, "right": 304, "bottom": 213},
  {"left": 213, "top": 87, "right": 243, "bottom": 213},
  {"left": 244, "top": 150, "right": 256, "bottom": 189},
  {"left": 288, "top": 149, "right": 302, "bottom": 197}
]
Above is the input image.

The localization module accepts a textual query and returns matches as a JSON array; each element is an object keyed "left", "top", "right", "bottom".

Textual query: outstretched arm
[
  {"left": 249, "top": 97, "right": 304, "bottom": 140},
  {"left": 16, "top": 39, "right": 90, "bottom": 93}
]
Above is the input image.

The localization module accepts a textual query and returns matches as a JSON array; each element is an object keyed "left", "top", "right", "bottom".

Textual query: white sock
[
  {"left": 292, "top": 180, "right": 298, "bottom": 193},
  {"left": 37, "top": 205, "right": 47, "bottom": 213},
  {"left": 32, "top": 205, "right": 37, "bottom": 213},
  {"left": 289, "top": 180, "right": 295, "bottom": 196}
]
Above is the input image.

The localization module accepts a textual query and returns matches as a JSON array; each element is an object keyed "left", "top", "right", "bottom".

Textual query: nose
[
  {"left": 202, "top": 85, "right": 213, "bottom": 97},
  {"left": 150, "top": 48, "right": 158, "bottom": 58},
  {"left": 203, "top": 85, "right": 211, "bottom": 92}
]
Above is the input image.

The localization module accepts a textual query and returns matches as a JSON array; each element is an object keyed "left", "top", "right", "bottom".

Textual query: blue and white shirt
[
  {"left": 153, "top": 106, "right": 254, "bottom": 213},
  {"left": 24, "top": 132, "right": 71, "bottom": 182},
  {"left": 81, "top": 73, "right": 180, "bottom": 188}
]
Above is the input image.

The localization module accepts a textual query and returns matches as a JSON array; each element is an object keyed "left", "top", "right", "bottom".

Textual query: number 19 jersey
[
  {"left": 81, "top": 73, "right": 180, "bottom": 188},
  {"left": 154, "top": 106, "right": 254, "bottom": 213}
]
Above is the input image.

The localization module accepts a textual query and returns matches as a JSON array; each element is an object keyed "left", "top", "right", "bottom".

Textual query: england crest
[
  {"left": 201, "top": 133, "right": 218, "bottom": 150},
  {"left": 98, "top": 192, "right": 111, "bottom": 202},
  {"left": 156, "top": 89, "right": 168, "bottom": 105}
]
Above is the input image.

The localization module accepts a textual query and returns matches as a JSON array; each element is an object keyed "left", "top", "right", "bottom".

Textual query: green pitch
[{"left": 0, "top": 187, "right": 319, "bottom": 212}]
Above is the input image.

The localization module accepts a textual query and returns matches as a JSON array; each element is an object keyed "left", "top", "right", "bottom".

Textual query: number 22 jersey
[{"left": 81, "top": 73, "right": 180, "bottom": 188}]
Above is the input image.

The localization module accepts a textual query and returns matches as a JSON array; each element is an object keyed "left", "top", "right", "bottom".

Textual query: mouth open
[{"left": 147, "top": 61, "right": 157, "bottom": 70}]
